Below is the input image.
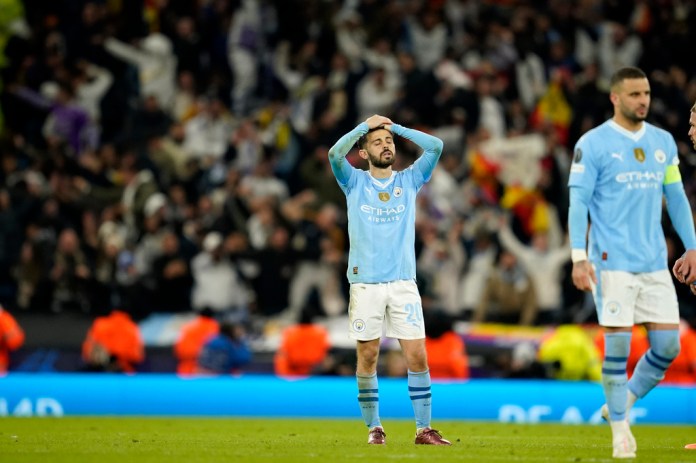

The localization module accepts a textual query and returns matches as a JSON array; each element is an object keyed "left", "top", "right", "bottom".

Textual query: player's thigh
[
  {"left": 349, "top": 283, "right": 387, "bottom": 340},
  {"left": 635, "top": 270, "right": 679, "bottom": 324},
  {"left": 384, "top": 280, "right": 426, "bottom": 340},
  {"left": 593, "top": 269, "right": 639, "bottom": 327}
]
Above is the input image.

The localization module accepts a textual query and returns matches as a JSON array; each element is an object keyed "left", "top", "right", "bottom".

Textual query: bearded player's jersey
[{"left": 328, "top": 122, "right": 442, "bottom": 283}]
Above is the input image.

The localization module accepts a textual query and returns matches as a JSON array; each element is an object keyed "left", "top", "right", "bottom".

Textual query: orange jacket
[
  {"left": 274, "top": 324, "right": 330, "bottom": 376},
  {"left": 82, "top": 310, "right": 144, "bottom": 373},
  {"left": 425, "top": 331, "right": 469, "bottom": 379},
  {"left": 174, "top": 316, "right": 219, "bottom": 375},
  {"left": 0, "top": 308, "right": 25, "bottom": 372}
]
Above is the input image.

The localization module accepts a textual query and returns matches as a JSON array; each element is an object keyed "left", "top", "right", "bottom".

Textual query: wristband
[{"left": 571, "top": 249, "right": 588, "bottom": 263}]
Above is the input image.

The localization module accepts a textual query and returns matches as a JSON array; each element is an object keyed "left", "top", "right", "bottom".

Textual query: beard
[
  {"left": 367, "top": 150, "right": 395, "bottom": 169},
  {"left": 621, "top": 106, "right": 647, "bottom": 124}
]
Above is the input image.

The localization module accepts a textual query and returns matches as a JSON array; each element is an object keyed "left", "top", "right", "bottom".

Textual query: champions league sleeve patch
[{"left": 573, "top": 148, "right": 583, "bottom": 163}]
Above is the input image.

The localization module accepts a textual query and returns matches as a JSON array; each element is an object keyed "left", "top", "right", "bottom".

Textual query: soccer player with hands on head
[
  {"left": 568, "top": 66, "right": 696, "bottom": 459},
  {"left": 328, "top": 114, "right": 451, "bottom": 446}
]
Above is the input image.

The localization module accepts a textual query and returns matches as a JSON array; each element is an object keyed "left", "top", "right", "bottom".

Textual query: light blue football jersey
[
  {"left": 568, "top": 120, "right": 679, "bottom": 272},
  {"left": 328, "top": 123, "right": 443, "bottom": 283}
]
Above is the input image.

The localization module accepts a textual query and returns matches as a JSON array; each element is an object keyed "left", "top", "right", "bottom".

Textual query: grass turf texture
[{"left": 1, "top": 417, "right": 695, "bottom": 462}]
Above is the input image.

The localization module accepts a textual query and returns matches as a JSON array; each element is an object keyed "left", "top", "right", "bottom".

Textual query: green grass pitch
[{"left": 1, "top": 417, "right": 695, "bottom": 462}]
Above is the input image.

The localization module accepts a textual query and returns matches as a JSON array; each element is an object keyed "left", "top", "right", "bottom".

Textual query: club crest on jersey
[
  {"left": 393, "top": 187, "right": 402, "bottom": 197},
  {"left": 634, "top": 148, "right": 645, "bottom": 163},
  {"left": 654, "top": 149, "right": 666, "bottom": 163},
  {"left": 378, "top": 192, "right": 390, "bottom": 202}
]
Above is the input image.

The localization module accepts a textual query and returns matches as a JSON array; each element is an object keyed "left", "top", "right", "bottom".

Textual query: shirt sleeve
[
  {"left": 391, "top": 124, "right": 443, "bottom": 185},
  {"left": 664, "top": 181, "right": 696, "bottom": 250},
  {"left": 567, "top": 135, "right": 599, "bottom": 255},
  {"left": 328, "top": 122, "right": 368, "bottom": 189}
]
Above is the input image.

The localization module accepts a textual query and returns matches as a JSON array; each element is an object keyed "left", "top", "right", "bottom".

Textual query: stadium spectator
[
  {"left": 417, "top": 221, "right": 466, "bottom": 316},
  {"left": 424, "top": 311, "right": 469, "bottom": 380},
  {"left": 174, "top": 307, "right": 219, "bottom": 375},
  {"left": 382, "top": 349, "right": 408, "bottom": 378},
  {"left": 459, "top": 228, "right": 497, "bottom": 319},
  {"left": 472, "top": 249, "right": 538, "bottom": 326},
  {"left": 12, "top": 80, "right": 96, "bottom": 156},
  {"left": 596, "top": 22, "right": 643, "bottom": 88},
  {"left": 274, "top": 303, "right": 331, "bottom": 377},
  {"left": 72, "top": 61, "right": 113, "bottom": 125},
  {"left": 149, "top": 230, "right": 193, "bottom": 312},
  {"left": 537, "top": 325, "right": 602, "bottom": 381},
  {"left": 329, "top": 114, "right": 451, "bottom": 445},
  {"left": 127, "top": 94, "right": 172, "bottom": 144},
  {"left": 497, "top": 211, "right": 570, "bottom": 325},
  {"left": 298, "top": 145, "right": 346, "bottom": 209},
  {"left": 355, "top": 66, "right": 399, "bottom": 123},
  {"left": 13, "top": 240, "right": 46, "bottom": 312},
  {"left": 183, "top": 95, "right": 234, "bottom": 164},
  {"left": 103, "top": 31, "right": 177, "bottom": 113},
  {"left": 0, "top": 304, "right": 24, "bottom": 372},
  {"left": 81, "top": 305, "right": 144, "bottom": 373},
  {"left": 285, "top": 201, "right": 347, "bottom": 321},
  {"left": 49, "top": 228, "right": 93, "bottom": 313},
  {"left": 190, "top": 231, "right": 250, "bottom": 319},
  {"left": 226, "top": 0, "right": 263, "bottom": 117},
  {"left": 196, "top": 319, "right": 252, "bottom": 375},
  {"left": 236, "top": 225, "right": 302, "bottom": 318},
  {"left": 402, "top": 7, "right": 448, "bottom": 73}
]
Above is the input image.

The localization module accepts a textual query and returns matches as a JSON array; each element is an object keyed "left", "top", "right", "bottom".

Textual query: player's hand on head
[{"left": 365, "top": 114, "right": 393, "bottom": 129}]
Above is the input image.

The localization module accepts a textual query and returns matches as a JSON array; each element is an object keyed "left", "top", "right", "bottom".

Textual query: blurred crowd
[{"left": 2, "top": 0, "right": 696, "bottom": 378}]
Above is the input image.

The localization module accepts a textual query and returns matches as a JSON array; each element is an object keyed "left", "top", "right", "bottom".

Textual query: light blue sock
[
  {"left": 603, "top": 332, "right": 631, "bottom": 421},
  {"left": 628, "top": 329, "right": 680, "bottom": 399},
  {"left": 408, "top": 369, "right": 432, "bottom": 430},
  {"left": 357, "top": 373, "right": 381, "bottom": 428}
]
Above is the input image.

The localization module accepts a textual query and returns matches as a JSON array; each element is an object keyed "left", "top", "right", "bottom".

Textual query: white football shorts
[
  {"left": 592, "top": 268, "right": 679, "bottom": 327},
  {"left": 348, "top": 279, "right": 426, "bottom": 341}
]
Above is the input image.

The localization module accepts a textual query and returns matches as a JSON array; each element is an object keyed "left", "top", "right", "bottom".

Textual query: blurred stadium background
[{"left": 1, "top": 0, "right": 696, "bottom": 423}]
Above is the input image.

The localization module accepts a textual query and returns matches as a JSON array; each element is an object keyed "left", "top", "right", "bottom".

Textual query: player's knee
[
  {"left": 405, "top": 353, "right": 428, "bottom": 372},
  {"left": 357, "top": 350, "right": 380, "bottom": 370},
  {"left": 653, "top": 341, "right": 680, "bottom": 361},
  {"left": 649, "top": 330, "right": 680, "bottom": 361}
]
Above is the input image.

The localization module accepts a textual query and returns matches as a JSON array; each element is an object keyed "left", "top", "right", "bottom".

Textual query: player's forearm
[
  {"left": 665, "top": 182, "right": 696, "bottom": 250},
  {"left": 328, "top": 122, "right": 368, "bottom": 182},
  {"left": 329, "top": 122, "right": 368, "bottom": 161},
  {"left": 568, "top": 187, "right": 591, "bottom": 261},
  {"left": 393, "top": 123, "right": 443, "bottom": 166},
  {"left": 391, "top": 124, "right": 444, "bottom": 154},
  {"left": 392, "top": 124, "right": 443, "bottom": 178}
]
